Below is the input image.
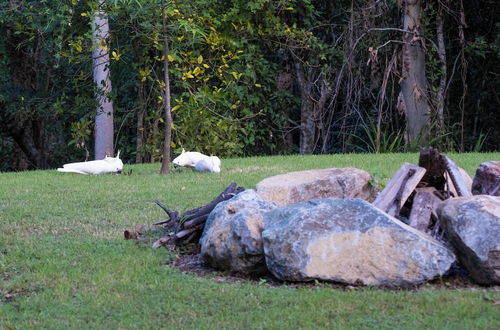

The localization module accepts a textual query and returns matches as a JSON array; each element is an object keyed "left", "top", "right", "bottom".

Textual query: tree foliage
[{"left": 0, "top": 0, "right": 498, "bottom": 170}]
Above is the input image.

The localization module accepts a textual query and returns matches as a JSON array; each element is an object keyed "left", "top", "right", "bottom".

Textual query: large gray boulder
[
  {"left": 262, "top": 198, "right": 455, "bottom": 286},
  {"left": 199, "top": 189, "right": 278, "bottom": 275},
  {"left": 438, "top": 195, "right": 500, "bottom": 285},
  {"left": 255, "top": 168, "right": 378, "bottom": 206}
]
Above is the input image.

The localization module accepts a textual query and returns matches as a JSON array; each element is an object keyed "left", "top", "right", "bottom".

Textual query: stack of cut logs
[
  {"left": 373, "top": 147, "right": 471, "bottom": 239},
  {"left": 124, "top": 182, "right": 245, "bottom": 249}
]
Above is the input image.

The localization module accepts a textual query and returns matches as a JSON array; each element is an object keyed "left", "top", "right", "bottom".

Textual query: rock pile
[{"left": 198, "top": 155, "right": 500, "bottom": 286}]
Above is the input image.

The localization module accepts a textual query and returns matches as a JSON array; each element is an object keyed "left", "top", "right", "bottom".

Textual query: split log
[
  {"left": 373, "top": 163, "right": 426, "bottom": 217},
  {"left": 444, "top": 168, "right": 473, "bottom": 198},
  {"left": 442, "top": 156, "right": 472, "bottom": 197},
  {"left": 408, "top": 187, "right": 443, "bottom": 232}
]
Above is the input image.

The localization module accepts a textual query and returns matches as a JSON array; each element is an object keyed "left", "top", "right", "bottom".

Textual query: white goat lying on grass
[
  {"left": 57, "top": 151, "right": 124, "bottom": 175},
  {"left": 173, "top": 150, "right": 221, "bottom": 173}
]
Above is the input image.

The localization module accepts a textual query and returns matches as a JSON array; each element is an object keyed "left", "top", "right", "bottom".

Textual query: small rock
[
  {"left": 438, "top": 195, "right": 500, "bottom": 285},
  {"left": 262, "top": 198, "right": 455, "bottom": 286},
  {"left": 256, "top": 168, "right": 378, "bottom": 206}
]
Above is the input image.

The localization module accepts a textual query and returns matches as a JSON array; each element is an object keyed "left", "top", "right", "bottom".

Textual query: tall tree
[
  {"left": 92, "top": 1, "right": 114, "bottom": 159},
  {"left": 159, "top": 1, "right": 173, "bottom": 174},
  {"left": 435, "top": 2, "right": 447, "bottom": 131},
  {"left": 399, "top": 0, "right": 431, "bottom": 144},
  {"left": 293, "top": 61, "right": 316, "bottom": 155}
]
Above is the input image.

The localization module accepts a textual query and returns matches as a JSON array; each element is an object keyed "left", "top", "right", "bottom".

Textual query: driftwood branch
[
  {"left": 146, "top": 182, "right": 245, "bottom": 248},
  {"left": 152, "top": 200, "right": 179, "bottom": 224},
  {"left": 182, "top": 182, "right": 244, "bottom": 221},
  {"left": 183, "top": 214, "right": 209, "bottom": 229}
]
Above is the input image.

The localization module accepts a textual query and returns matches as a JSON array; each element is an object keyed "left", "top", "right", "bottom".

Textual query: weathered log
[
  {"left": 152, "top": 200, "right": 180, "bottom": 224},
  {"left": 442, "top": 156, "right": 472, "bottom": 197},
  {"left": 393, "top": 168, "right": 416, "bottom": 216},
  {"left": 175, "top": 224, "right": 204, "bottom": 240},
  {"left": 444, "top": 168, "right": 473, "bottom": 198},
  {"left": 373, "top": 163, "right": 426, "bottom": 217},
  {"left": 152, "top": 237, "right": 170, "bottom": 249},
  {"left": 408, "top": 187, "right": 443, "bottom": 232},
  {"left": 182, "top": 183, "right": 244, "bottom": 221},
  {"left": 418, "top": 147, "right": 446, "bottom": 189},
  {"left": 183, "top": 214, "right": 209, "bottom": 229},
  {"left": 153, "top": 218, "right": 177, "bottom": 227},
  {"left": 150, "top": 182, "right": 245, "bottom": 247}
]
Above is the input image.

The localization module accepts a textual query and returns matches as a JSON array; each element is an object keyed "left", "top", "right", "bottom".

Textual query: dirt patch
[
  {"left": 166, "top": 252, "right": 500, "bottom": 292},
  {"left": 1, "top": 287, "right": 39, "bottom": 304}
]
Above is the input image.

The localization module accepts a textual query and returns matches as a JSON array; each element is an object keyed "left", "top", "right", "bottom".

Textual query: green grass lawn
[{"left": 1, "top": 153, "right": 499, "bottom": 329}]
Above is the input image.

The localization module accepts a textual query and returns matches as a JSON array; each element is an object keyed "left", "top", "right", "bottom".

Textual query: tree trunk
[
  {"left": 294, "top": 61, "right": 316, "bottom": 155},
  {"left": 436, "top": 4, "right": 447, "bottom": 130},
  {"left": 400, "top": 0, "right": 430, "bottom": 145},
  {"left": 10, "top": 121, "right": 48, "bottom": 169},
  {"left": 136, "top": 108, "right": 145, "bottom": 164},
  {"left": 160, "top": 3, "right": 173, "bottom": 174},
  {"left": 136, "top": 79, "right": 145, "bottom": 164},
  {"left": 92, "top": 1, "right": 114, "bottom": 160}
]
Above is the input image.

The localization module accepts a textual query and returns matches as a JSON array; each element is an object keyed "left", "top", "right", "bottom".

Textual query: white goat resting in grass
[
  {"left": 57, "top": 151, "right": 124, "bottom": 175},
  {"left": 173, "top": 149, "right": 221, "bottom": 173}
]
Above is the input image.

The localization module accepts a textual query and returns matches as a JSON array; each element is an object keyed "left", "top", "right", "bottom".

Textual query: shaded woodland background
[{"left": 0, "top": 0, "right": 499, "bottom": 171}]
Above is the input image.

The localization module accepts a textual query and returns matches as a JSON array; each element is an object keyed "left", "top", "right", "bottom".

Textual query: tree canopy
[{"left": 1, "top": 0, "right": 498, "bottom": 171}]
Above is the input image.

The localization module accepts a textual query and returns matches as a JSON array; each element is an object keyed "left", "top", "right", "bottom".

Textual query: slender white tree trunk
[
  {"left": 159, "top": 33, "right": 173, "bottom": 174},
  {"left": 92, "top": 2, "right": 114, "bottom": 159},
  {"left": 160, "top": 2, "right": 173, "bottom": 174}
]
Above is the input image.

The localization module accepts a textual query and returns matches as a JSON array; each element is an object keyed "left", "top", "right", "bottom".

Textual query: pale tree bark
[
  {"left": 399, "top": 0, "right": 431, "bottom": 144},
  {"left": 159, "top": 3, "right": 173, "bottom": 174},
  {"left": 92, "top": 1, "right": 114, "bottom": 160}
]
